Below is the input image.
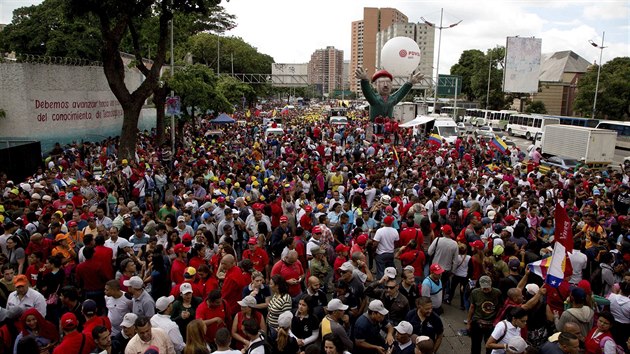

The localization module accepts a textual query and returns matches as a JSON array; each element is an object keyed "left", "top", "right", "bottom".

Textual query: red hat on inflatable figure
[{"left": 371, "top": 70, "right": 393, "bottom": 83}]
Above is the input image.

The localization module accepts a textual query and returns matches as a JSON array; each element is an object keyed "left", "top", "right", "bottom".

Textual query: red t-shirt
[
  {"left": 52, "top": 331, "right": 94, "bottom": 354},
  {"left": 195, "top": 300, "right": 230, "bottom": 343},
  {"left": 398, "top": 227, "right": 424, "bottom": 248},
  {"left": 271, "top": 260, "right": 304, "bottom": 297},
  {"left": 398, "top": 249, "right": 425, "bottom": 277},
  {"left": 170, "top": 258, "right": 187, "bottom": 286},
  {"left": 222, "top": 266, "right": 247, "bottom": 314},
  {"left": 243, "top": 247, "right": 269, "bottom": 273},
  {"left": 76, "top": 259, "right": 110, "bottom": 292},
  {"left": 82, "top": 316, "right": 111, "bottom": 342}
]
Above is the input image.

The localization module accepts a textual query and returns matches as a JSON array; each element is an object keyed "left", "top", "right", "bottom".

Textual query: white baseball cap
[
  {"left": 368, "top": 300, "right": 389, "bottom": 315},
  {"left": 507, "top": 336, "right": 528, "bottom": 353},
  {"left": 237, "top": 295, "right": 257, "bottom": 307},
  {"left": 326, "top": 298, "right": 349, "bottom": 312},
  {"left": 384, "top": 267, "right": 397, "bottom": 279},
  {"left": 120, "top": 313, "right": 138, "bottom": 328},
  {"left": 394, "top": 321, "right": 413, "bottom": 335},
  {"left": 155, "top": 295, "right": 175, "bottom": 312},
  {"left": 179, "top": 283, "right": 193, "bottom": 295},
  {"left": 339, "top": 262, "right": 354, "bottom": 272},
  {"left": 122, "top": 276, "right": 144, "bottom": 289},
  {"left": 277, "top": 311, "right": 293, "bottom": 328},
  {"left": 403, "top": 265, "right": 415, "bottom": 274}
]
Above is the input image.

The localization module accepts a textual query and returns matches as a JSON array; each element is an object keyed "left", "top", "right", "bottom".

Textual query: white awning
[{"left": 399, "top": 115, "right": 436, "bottom": 128}]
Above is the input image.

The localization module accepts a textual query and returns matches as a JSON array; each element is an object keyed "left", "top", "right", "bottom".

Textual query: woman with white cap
[
  {"left": 232, "top": 295, "right": 266, "bottom": 350},
  {"left": 271, "top": 311, "right": 299, "bottom": 354}
]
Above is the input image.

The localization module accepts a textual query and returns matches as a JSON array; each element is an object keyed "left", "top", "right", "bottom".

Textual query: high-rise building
[
  {"left": 376, "top": 23, "right": 435, "bottom": 81},
  {"left": 308, "top": 46, "right": 344, "bottom": 96},
  {"left": 350, "top": 7, "right": 408, "bottom": 93}
]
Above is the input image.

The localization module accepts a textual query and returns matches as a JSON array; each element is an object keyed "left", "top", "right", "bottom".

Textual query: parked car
[
  {"left": 473, "top": 126, "right": 494, "bottom": 140},
  {"left": 541, "top": 156, "right": 579, "bottom": 171}
]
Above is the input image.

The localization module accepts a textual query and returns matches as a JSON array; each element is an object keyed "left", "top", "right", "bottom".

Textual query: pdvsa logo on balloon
[{"left": 399, "top": 49, "right": 408, "bottom": 58}]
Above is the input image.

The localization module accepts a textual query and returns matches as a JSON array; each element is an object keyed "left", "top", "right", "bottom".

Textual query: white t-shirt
[
  {"left": 568, "top": 250, "right": 587, "bottom": 284},
  {"left": 373, "top": 226, "right": 399, "bottom": 254},
  {"left": 490, "top": 320, "right": 521, "bottom": 354},
  {"left": 215, "top": 350, "right": 241, "bottom": 354},
  {"left": 106, "top": 293, "right": 133, "bottom": 336}
]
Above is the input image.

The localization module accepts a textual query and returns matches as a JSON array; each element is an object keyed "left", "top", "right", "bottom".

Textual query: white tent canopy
[{"left": 399, "top": 115, "right": 436, "bottom": 128}]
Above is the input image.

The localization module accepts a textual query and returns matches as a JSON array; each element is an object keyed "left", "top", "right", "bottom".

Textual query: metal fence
[{"left": 3, "top": 54, "right": 103, "bottom": 66}]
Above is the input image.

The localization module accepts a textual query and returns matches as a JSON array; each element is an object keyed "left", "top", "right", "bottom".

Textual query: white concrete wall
[{"left": 0, "top": 62, "right": 156, "bottom": 152}]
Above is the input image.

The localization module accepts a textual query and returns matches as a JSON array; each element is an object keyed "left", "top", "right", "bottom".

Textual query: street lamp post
[
  {"left": 589, "top": 31, "right": 606, "bottom": 119},
  {"left": 422, "top": 8, "right": 462, "bottom": 113}
]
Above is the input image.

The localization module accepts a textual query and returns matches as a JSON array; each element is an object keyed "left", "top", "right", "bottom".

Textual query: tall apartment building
[
  {"left": 308, "top": 46, "right": 344, "bottom": 96},
  {"left": 376, "top": 23, "right": 435, "bottom": 81},
  {"left": 350, "top": 7, "right": 408, "bottom": 93}
]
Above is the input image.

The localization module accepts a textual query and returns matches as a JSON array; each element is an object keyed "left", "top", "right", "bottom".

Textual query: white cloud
[{"left": 582, "top": 3, "right": 629, "bottom": 20}]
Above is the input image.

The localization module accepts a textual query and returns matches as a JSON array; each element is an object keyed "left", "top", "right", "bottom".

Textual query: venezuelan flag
[
  {"left": 490, "top": 134, "right": 508, "bottom": 153},
  {"left": 271, "top": 109, "right": 277, "bottom": 117},
  {"left": 428, "top": 133, "right": 442, "bottom": 147},
  {"left": 280, "top": 106, "right": 289, "bottom": 116},
  {"left": 393, "top": 147, "right": 400, "bottom": 166}
]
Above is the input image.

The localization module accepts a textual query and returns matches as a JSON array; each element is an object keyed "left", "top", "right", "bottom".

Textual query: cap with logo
[
  {"left": 82, "top": 299, "right": 97, "bottom": 315},
  {"left": 120, "top": 313, "right": 138, "bottom": 328},
  {"left": 179, "top": 283, "right": 193, "bottom": 295},
  {"left": 384, "top": 267, "right": 397, "bottom": 279},
  {"left": 429, "top": 263, "right": 444, "bottom": 274},
  {"left": 60, "top": 312, "right": 78, "bottom": 329}
]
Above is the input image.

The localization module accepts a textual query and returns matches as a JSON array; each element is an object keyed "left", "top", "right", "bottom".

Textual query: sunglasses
[{"left": 384, "top": 285, "right": 397, "bottom": 289}]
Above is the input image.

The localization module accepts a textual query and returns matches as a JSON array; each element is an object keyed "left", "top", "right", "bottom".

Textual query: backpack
[
  {"left": 600, "top": 336, "right": 625, "bottom": 354},
  {"left": 247, "top": 335, "right": 272, "bottom": 354},
  {"left": 590, "top": 267, "right": 603, "bottom": 296}
]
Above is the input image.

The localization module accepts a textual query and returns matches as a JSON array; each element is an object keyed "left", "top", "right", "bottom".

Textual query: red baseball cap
[
  {"left": 335, "top": 244, "right": 350, "bottom": 253},
  {"left": 312, "top": 226, "right": 322, "bottom": 234},
  {"left": 60, "top": 312, "right": 78, "bottom": 329},
  {"left": 279, "top": 216, "right": 289, "bottom": 223},
  {"left": 504, "top": 215, "right": 517, "bottom": 223},
  {"left": 58, "top": 191, "right": 66, "bottom": 197},
  {"left": 356, "top": 234, "right": 368, "bottom": 246},
  {"left": 430, "top": 264, "right": 444, "bottom": 274},
  {"left": 67, "top": 221, "right": 77, "bottom": 227},
  {"left": 248, "top": 237, "right": 258, "bottom": 245},
  {"left": 371, "top": 69, "right": 393, "bottom": 82},
  {"left": 182, "top": 233, "right": 193, "bottom": 243},
  {"left": 469, "top": 240, "right": 484, "bottom": 250},
  {"left": 304, "top": 205, "right": 313, "bottom": 213},
  {"left": 383, "top": 216, "right": 395, "bottom": 225},
  {"left": 440, "top": 225, "right": 453, "bottom": 234},
  {"left": 173, "top": 243, "right": 190, "bottom": 253}
]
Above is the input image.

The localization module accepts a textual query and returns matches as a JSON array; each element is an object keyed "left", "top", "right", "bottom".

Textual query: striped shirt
[{"left": 266, "top": 293, "right": 292, "bottom": 329}]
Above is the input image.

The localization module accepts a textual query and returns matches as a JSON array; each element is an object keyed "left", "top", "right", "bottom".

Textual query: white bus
[
  {"left": 506, "top": 114, "right": 560, "bottom": 140},
  {"left": 596, "top": 120, "right": 630, "bottom": 149},
  {"left": 464, "top": 109, "right": 491, "bottom": 126},
  {"left": 488, "top": 110, "right": 518, "bottom": 129}
]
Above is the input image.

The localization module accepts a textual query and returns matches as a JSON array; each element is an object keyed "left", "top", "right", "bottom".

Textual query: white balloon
[{"left": 380, "top": 37, "right": 422, "bottom": 77}]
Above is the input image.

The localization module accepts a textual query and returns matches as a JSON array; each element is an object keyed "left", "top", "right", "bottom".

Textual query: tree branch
[{"left": 128, "top": 20, "right": 150, "bottom": 77}]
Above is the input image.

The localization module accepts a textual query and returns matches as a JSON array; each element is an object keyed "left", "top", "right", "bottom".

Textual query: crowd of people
[{"left": 0, "top": 96, "right": 629, "bottom": 354}]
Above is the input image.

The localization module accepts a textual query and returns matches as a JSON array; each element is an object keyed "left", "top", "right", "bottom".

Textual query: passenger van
[{"left": 429, "top": 117, "right": 459, "bottom": 144}]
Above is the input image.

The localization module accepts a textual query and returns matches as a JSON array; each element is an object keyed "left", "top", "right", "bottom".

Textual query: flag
[
  {"left": 245, "top": 109, "right": 251, "bottom": 118},
  {"left": 392, "top": 147, "right": 400, "bottom": 167},
  {"left": 428, "top": 133, "right": 442, "bottom": 147},
  {"left": 528, "top": 256, "right": 553, "bottom": 280},
  {"left": 544, "top": 203, "right": 574, "bottom": 288},
  {"left": 280, "top": 106, "right": 289, "bottom": 116},
  {"left": 271, "top": 109, "right": 277, "bottom": 117},
  {"left": 490, "top": 134, "right": 508, "bottom": 153}
]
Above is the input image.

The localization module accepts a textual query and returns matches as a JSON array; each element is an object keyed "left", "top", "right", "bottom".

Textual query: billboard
[{"left": 503, "top": 37, "right": 542, "bottom": 93}]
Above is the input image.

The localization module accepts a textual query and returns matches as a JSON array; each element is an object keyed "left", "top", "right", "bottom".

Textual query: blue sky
[{"left": 2, "top": 0, "right": 628, "bottom": 74}]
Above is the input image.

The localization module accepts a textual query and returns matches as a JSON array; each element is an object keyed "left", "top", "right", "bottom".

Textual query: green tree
[
  {"left": 68, "top": 0, "right": 231, "bottom": 159},
  {"left": 450, "top": 49, "right": 485, "bottom": 101},
  {"left": 0, "top": 0, "right": 101, "bottom": 60},
  {"left": 216, "top": 75, "right": 255, "bottom": 110},
  {"left": 574, "top": 57, "right": 630, "bottom": 120},
  {"left": 525, "top": 100, "right": 547, "bottom": 114}
]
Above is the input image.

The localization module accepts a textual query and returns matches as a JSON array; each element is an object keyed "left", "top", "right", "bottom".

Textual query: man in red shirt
[
  {"left": 398, "top": 224, "right": 424, "bottom": 248},
  {"left": 93, "top": 235, "right": 114, "bottom": 279},
  {"left": 25, "top": 232, "right": 54, "bottom": 260},
  {"left": 53, "top": 312, "right": 95, "bottom": 354},
  {"left": 195, "top": 289, "right": 231, "bottom": 345},
  {"left": 81, "top": 299, "right": 112, "bottom": 342},
  {"left": 76, "top": 246, "right": 110, "bottom": 311},
  {"left": 169, "top": 267, "right": 203, "bottom": 298},
  {"left": 220, "top": 254, "right": 245, "bottom": 314},
  {"left": 170, "top": 243, "right": 189, "bottom": 286},
  {"left": 271, "top": 250, "right": 305, "bottom": 297},
  {"left": 242, "top": 237, "right": 269, "bottom": 273}
]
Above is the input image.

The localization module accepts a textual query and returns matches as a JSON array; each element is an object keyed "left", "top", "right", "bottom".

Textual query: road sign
[{"left": 437, "top": 75, "right": 462, "bottom": 97}]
